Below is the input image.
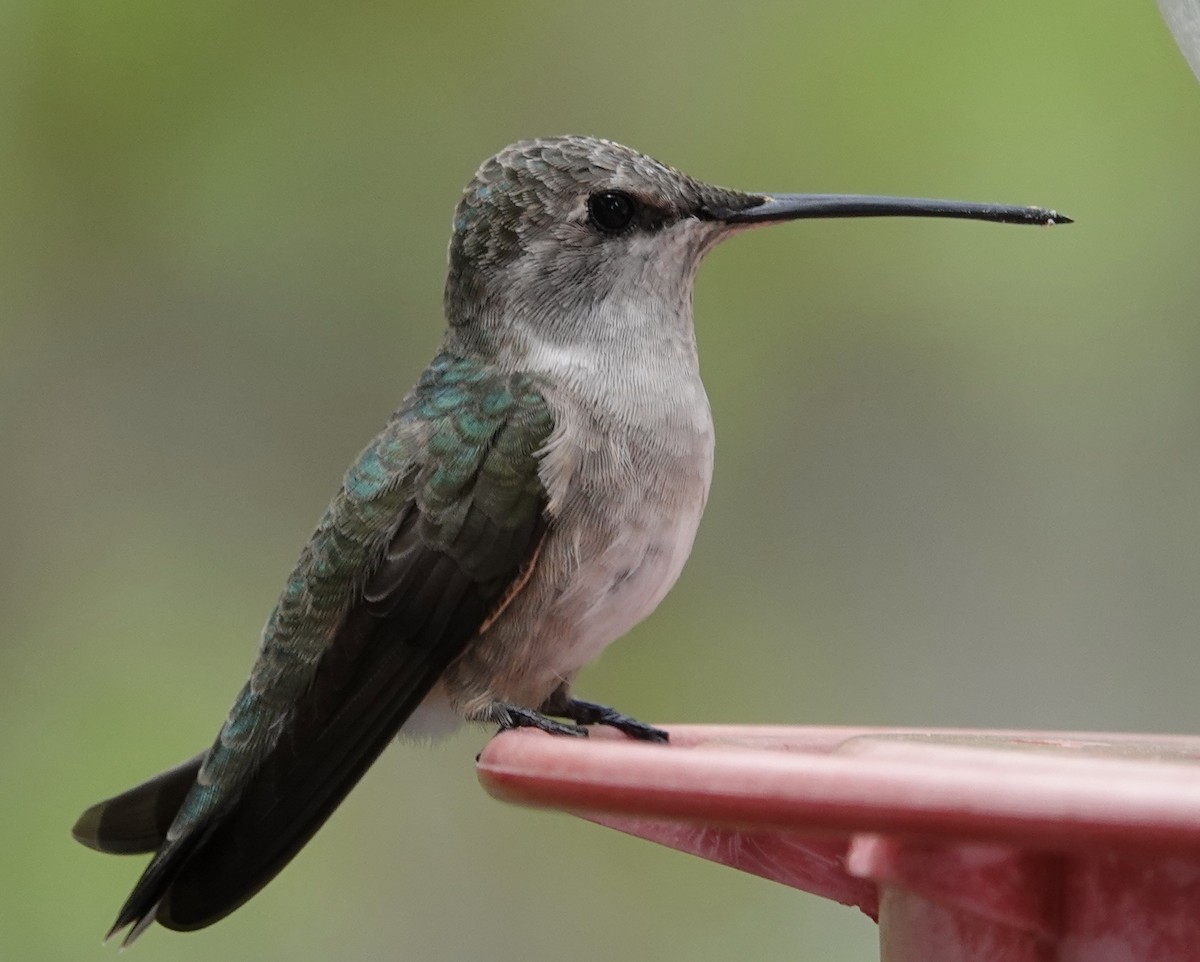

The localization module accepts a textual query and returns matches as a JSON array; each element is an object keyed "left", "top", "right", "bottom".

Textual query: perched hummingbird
[{"left": 73, "top": 135, "right": 1068, "bottom": 943}]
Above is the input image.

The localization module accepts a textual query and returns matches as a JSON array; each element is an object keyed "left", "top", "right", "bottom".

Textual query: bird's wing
[{"left": 87, "top": 354, "right": 553, "bottom": 940}]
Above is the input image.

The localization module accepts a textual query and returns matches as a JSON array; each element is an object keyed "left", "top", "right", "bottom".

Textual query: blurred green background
[{"left": 4, "top": 1, "right": 1200, "bottom": 959}]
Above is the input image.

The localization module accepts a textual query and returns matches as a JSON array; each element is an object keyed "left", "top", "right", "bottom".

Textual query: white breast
[
  {"left": 544, "top": 480, "right": 711, "bottom": 676},
  {"left": 529, "top": 324, "right": 716, "bottom": 682}
]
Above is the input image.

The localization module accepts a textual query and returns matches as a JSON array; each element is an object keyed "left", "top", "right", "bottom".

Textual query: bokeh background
[{"left": 4, "top": 1, "right": 1200, "bottom": 959}]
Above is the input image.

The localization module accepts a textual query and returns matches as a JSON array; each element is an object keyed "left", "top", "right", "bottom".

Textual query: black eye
[{"left": 587, "top": 190, "right": 637, "bottom": 233}]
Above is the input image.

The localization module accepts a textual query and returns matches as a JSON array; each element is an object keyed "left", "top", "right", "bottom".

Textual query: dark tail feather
[
  {"left": 106, "top": 828, "right": 209, "bottom": 946},
  {"left": 72, "top": 754, "right": 205, "bottom": 855},
  {"left": 72, "top": 753, "right": 210, "bottom": 946}
]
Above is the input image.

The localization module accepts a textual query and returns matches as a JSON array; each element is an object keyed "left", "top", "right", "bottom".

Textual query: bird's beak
[{"left": 704, "top": 193, "right": 1071, "bottom": 228}]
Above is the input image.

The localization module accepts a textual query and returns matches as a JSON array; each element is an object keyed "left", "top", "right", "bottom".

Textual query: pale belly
[
  {"left": 401, "top": 475, "right": 708, "bottom": 739},
  {"left": 541, "top": 489, "right": 708, "bottom": 678}
]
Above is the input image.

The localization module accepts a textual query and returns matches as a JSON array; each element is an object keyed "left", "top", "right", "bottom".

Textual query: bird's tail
[
  {"left": 72, "top": 754, "right": 204, "bottom": 857},
  {"left": 72, "top": 753, "right": 209, "bottom": 945}
]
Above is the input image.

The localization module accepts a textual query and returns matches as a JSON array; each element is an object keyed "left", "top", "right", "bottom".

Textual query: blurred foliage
[{"left": 4, "top": 1, "right": 1200, "bottom": 960}]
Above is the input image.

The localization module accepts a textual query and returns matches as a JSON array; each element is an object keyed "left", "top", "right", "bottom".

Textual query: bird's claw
[
  {"left": 544, "top": 697, "right": 669, "bottom": 743},
  {"left": 496, "top": 705, "right": 589, "bottom": 738}
]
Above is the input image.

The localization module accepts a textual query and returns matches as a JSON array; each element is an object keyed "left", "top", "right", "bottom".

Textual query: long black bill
[{"left": 709, "top": 193, "right": 1071, "bottom": 227}]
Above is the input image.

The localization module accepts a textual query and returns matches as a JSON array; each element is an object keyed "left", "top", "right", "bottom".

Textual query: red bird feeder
[{"left": 478, "top": 725, "right": 1200, "bottom": 961}]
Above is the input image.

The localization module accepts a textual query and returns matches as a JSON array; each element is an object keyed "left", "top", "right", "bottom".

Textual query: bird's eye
[{"left": 587, "top": 191, "right": 637, "bottom": 233}]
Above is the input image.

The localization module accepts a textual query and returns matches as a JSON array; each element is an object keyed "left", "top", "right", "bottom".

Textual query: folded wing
[{"left": 76, "top": 356, "right": 553, "bottom": 940}]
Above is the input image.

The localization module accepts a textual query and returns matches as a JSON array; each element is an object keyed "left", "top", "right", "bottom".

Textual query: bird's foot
[
  {"left": 494, "top": 704, "right": 588, "bottom": 738},
  {"left": 542, "top": 696, "right": 669, "bottom": 743}
]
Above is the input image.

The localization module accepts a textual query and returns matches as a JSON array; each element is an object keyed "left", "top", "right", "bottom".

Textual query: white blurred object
[{"left": 1158, "top": 0, "right": 1200, "bottom": 82}]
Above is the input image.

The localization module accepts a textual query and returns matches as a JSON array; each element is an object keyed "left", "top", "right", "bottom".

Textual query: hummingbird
[{"left": 73, "top": 135, "right": 1068, "bottom": 943}]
